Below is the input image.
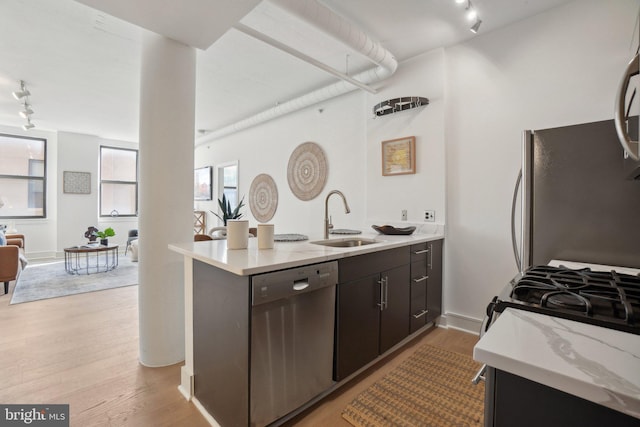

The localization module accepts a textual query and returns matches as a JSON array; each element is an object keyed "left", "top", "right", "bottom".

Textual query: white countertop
[
  {"left": 169, "top": 230, "right": 444, "bottom": 276},
  {"left": 474, "top": 308, "right": 640, "bottom": 419}
]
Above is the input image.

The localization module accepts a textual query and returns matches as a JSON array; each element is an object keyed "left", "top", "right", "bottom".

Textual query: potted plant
[
  {"left": 95, "top": 227, "right": 116, "bottom": 246},
  {"left": 211, "top": 194, "right": 245, "bottom": 226}
]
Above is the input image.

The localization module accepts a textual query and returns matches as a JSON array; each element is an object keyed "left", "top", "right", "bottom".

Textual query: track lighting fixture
[
  {"left": 470, "top": 18, "right": 482, "bottom": 33},
  {"left": 22, "top": 118, "right": 35, "bottom": 130},
  {"left": 12, "top": 80, "right": 30, "bottom": 100},
  {"left": 13, "top": 80, "right": 35, "bottom": 130},
  {"left": 19, "top": 104, "right": 34, "bottom": 119},
  {"left": 452, "top": 0, "right": 482, "bottom": 34}
]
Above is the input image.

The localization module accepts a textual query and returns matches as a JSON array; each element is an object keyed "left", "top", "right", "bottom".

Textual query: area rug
[
  {"left": 342, "top": 344, "right": 484, "bottom": 427},
  {"left": 10, "top": 257, "right": 138, "bottom": 304}
]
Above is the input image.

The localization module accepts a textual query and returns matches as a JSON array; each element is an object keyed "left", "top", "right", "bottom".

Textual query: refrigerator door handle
[
  {"left": 511, "top": 169, "right": 522, "bottom": 272},
  {"left": 614, "top": 52, "right": 639, "bottom": 161}
]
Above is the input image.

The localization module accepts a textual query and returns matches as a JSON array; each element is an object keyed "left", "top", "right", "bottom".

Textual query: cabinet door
[
  {"left": 335, "top": 274, "right": 380, "bottom": 381},
  {"left": 379, "top": 264, "right": 410, "bottom": 354},
  {"left": 426, "top": 240, "right": 443, "bottom": 323}
]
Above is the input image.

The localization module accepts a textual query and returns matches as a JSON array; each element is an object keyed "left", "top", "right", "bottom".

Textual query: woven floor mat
[{"left": 342, "top": 344, "right": 484, "bottom": 427}]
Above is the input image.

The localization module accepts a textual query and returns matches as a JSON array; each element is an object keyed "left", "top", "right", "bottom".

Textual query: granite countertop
[
  {"left": 169, "top": 230, "right": 444, "bottom": 276},
  {"left": 474, "top": 308, "right": 640, "bottom": 419}
]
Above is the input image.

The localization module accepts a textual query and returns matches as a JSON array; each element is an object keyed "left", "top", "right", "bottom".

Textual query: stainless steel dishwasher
[{"left": 250, "top": 261, "right": 338, "bottom": 427}]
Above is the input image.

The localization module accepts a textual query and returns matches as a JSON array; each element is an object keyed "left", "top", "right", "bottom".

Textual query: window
[
  {"left": 100, "top": 146, "right": 138, "bottom": 217},
  {"left": 0, "top": 134, "right": 46, "bottom": 218},
  {"left": 218, "top": 162, "right": 238, "bottom": 208}
]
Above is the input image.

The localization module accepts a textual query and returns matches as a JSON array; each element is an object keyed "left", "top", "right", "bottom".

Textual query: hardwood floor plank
[{"left": 1, "top": 276, "right": 479, "bottom": 427}]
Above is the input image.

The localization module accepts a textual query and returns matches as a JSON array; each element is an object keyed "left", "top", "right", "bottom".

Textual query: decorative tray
[
  {"left": 330, "top": 229, "right": 362, "bottom": 235},
  {"left": 273, "top": 233, "right": 309, "bottom": 242},
  {"left": 371, "top": 225, "right": 416, "bottom": 235}
]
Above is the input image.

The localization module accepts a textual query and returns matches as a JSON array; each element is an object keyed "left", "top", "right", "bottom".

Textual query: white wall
[
  {"left": 443, "top": 0, "right": 639, "bottom": 331},
  {"left": 195, "top": 92, "right": 368, "bottom": 238},
  {"left": 0, "top": 125, "right": 137, "bottom": 258},
  {"left": 366, "top": 49, "right": 446, "bottom": 226},
  {"left": 57, "top": 131, "right": 138, "bottom": 253},
  {"left": 195, "top": 49, "right": 447, "bottom": 239}
]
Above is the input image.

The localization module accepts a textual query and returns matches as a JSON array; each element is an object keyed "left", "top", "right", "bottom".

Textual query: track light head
[
  {"left": 19, "top": 105, "right": 34, "bottom": 118},
  {"left": 22, "top": 121, "right": 35, "bottom": 130},
  {"left": 470, "top": 18, "right": 482, "bottom": 33},
  {"left": 12, "top": 80, "right": 30, "bottom": 100},
  {"left": 12, "top": 89, "right": 30, "bottom": 100}
]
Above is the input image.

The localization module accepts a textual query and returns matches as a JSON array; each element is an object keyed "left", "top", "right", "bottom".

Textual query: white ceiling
[{"left": 0, "top": 0, "right": 574, "bottom": 143}]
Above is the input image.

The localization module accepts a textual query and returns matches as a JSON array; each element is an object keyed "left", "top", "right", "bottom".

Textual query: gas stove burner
[
  {"left": 542, "top": 291, "right": 592, "bottom": 315},
  {"left": 494, "top": 264, "right": 640, "bottom": 335}
]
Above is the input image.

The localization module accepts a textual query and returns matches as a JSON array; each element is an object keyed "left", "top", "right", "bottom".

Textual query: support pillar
[{"left": 138, "top": 32, "right": 195, "bottom": 367}]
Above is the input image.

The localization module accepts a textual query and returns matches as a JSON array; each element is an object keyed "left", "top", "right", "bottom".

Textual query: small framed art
[{"left": 381, "top": 136, "right": 416, "bottom": 176}]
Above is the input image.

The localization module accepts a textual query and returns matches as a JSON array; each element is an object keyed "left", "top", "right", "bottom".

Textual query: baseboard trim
[
  {"left": 192, "top": 396, "right": 222, "bottom": 427},
  {"left": 440, "top": 312, "right": 482, "bottom": 336},
  {"left": 178, "top": 365, "right": 194, "bottom": 401}
]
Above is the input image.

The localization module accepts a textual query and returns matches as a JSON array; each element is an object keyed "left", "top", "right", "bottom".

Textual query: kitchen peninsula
[{"left": 169, "top": 230, "right": 444, "bottom": 427}]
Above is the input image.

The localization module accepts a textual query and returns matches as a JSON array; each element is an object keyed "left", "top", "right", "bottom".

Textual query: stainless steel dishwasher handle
[
  {"left": 293, "top": 281, "right": 309, "bottom": 291},
  {"left": 472, "top": 364, "right": 486, "bottom": 385}
]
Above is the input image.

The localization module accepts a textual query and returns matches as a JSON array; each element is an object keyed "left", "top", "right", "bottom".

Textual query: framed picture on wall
[
  {"left": 194, "top": 166, "right": 212, "bottom": 201},
  {"left": 63, "top": 171, "right": 91, "bottom": 194},
  {"left": 381, "top": 136, "right": 416, "bottom": 176}
]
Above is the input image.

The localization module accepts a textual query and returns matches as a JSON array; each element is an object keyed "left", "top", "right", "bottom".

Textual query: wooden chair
[{"left": 194, "top": 234, "right": 213, "bottom": 241}]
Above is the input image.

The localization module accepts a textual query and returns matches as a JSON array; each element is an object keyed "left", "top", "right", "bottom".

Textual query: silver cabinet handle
[
  {"left": 413, "top": 249, "right": 429, "bottom": 255},
  {"left": 377, "top": 278, "right": 384, "bottom": 311},
  {"left": 428, "top": 243, "right": 433, "bottom": 269},
  {"left": 413, "top": 275, "right": 428, "bottom": 283},
  {"left": 472, "top": 364, "right": 486, "bottom": 385},
  {"left": 413, "top": 309, "right": 428, "bottom": 319},
  {"left": 383, "top": 276, "right": 388, "bottom": 310}
]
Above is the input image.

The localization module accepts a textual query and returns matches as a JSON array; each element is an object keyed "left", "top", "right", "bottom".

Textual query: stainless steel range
[{"left": 486, "top": 264, "right": 640, "bottom": 336}]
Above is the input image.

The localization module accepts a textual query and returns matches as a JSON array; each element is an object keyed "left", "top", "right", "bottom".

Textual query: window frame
[
  {"left": 0, "top": 133, "right": 47, "bottom": 219},
  {"left": 99, "top": 145, "right": 139, "bottom": 218}
]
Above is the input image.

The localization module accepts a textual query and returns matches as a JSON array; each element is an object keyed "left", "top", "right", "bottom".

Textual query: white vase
[{"left": 227, "top": 220, "right": 249, "bottom": 249}]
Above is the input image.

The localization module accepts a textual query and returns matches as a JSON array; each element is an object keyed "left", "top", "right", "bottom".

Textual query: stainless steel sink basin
[{"left": 310, "top": 237, "right": 378, "bottom": 247}]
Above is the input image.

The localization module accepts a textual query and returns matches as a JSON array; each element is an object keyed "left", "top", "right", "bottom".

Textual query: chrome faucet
[{"left": 324, "top": 190, "right": 351, "bottom": 239}]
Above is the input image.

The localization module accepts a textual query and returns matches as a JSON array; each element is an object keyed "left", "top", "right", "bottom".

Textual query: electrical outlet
[
  {"left": 424, "top": 210, "right": 435, "bottom": 222},
  {"left": 401, "top": 209, "right": 407, "bottom": 221}
]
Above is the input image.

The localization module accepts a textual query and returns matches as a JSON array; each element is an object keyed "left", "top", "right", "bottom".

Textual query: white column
[{"left": 138, "top": 32, "right": 195, "bottom": 367}]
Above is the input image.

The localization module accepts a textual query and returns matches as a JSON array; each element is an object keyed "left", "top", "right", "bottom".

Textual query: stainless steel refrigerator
[{"left": 514, "top": 118, "right": 640, "bottom": 271}]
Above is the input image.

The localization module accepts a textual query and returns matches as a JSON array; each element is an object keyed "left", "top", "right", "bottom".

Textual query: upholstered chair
[{"left": 0, "top": 245, "right": 19, "bottom": 294}]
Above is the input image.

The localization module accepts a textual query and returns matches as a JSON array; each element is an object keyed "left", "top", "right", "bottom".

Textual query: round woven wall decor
[
  {"left": 287, "top": 142, "right": 328, "bottom": 201},
  {"left": 249, "top": 173, "right": 278, "bottom": 223}
]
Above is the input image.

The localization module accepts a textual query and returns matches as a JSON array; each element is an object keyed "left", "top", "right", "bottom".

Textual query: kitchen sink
[{"left": 310, "top": 237, "right": 378, "bottom": 247}]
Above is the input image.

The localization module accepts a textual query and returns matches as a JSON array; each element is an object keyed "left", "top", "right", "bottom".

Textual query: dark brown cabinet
[
  {"left": 335, "top": 247, "right": 410, "bottom": 380},
  {"left": 410, "top": 239, "right": 443, "bottom": 333}
]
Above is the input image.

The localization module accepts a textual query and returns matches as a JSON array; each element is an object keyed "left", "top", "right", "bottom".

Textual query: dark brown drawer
[
  {"left": 410, "top": 242, "right": 429, "bottom": 263},
  {"left": 339, "top": 246, "right": 409, "bottom": 283}
]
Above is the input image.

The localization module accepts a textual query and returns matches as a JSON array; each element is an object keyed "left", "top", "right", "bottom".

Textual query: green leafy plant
[
  {"left": 211, "top": 194, "right": 245, "bottom": 226},
  {"left": 95, "top": 227, "right": 116, "bottom": 239}
]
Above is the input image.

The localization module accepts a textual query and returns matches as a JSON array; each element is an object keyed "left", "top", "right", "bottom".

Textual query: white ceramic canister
[
  {"left": 226, "top": 219, "right": 249, "bottom": 249},
  {"left": 257, "top": 224, "right": 275, "bottom": 249}
]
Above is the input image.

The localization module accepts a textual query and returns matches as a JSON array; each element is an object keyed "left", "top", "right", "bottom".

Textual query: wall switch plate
[
  {"left": 424, "top": 210, "right": 435, "bottom": 222},
  {"left": 401, "top": 209, "right": 407, "bottom": 221}
]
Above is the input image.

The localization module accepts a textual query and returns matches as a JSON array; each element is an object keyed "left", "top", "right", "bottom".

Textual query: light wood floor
[{"left": 0, "top": 279, "right": 478, "bottom": 427}]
